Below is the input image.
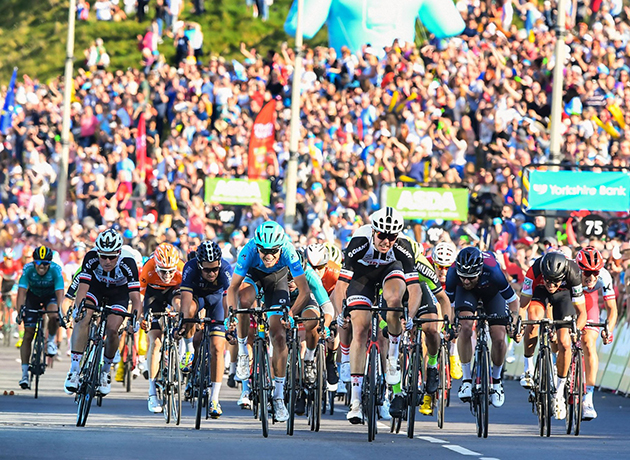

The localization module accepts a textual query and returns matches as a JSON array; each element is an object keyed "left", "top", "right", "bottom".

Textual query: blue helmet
[{"left": 254, "top": 221, "right": 286, "bottom": 249}]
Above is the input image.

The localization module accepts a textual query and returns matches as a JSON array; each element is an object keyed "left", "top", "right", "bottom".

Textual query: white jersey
[{"left": 583, "top": 267, "right": 615, "bottom": 301}]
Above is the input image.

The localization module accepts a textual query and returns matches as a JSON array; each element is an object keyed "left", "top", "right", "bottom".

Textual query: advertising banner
[
  {"left": 527, "top": 170, "right": 630, "bottom": 212},
  {"left": 386, "top": 187, "right": 468, "bottom": 221},
  {"left": 204, "top": 178, "right": 271, "bottom": 206}
]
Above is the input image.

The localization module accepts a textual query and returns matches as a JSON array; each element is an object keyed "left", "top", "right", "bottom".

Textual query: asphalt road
[{"left": 1, "top": 345, "right": 629, "bottom": 460}]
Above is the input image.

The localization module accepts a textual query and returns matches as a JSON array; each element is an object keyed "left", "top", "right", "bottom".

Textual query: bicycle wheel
[
  {"left": 538, "top": 349, "right": 551, "bottom": 437},
  {"left": 475, "top": 347, "right": 490, "bottom": 438},
  {"left": 312, "top": 343, "right": 325, "bottom": 432},
  {"left": 286, "top": 338, "right": 298, "bottom": 436},
  {"left": 565, "top": 352, "right": 576, "bottom": 434},
  {"left": 161, "top": 345, "right": 170, "bottom": 424},
  {"left": 123, "top": 334, "right": 132, "bottom": 393},
  {"left": 573, "top": 349, "right": 584, "bottom": 436},
  {"left": 170, "top": 341, "right": 182, "bottom": 425},
  {"left": 76, "top": 344, "right": 99, "bottom": 427},
  {"left": 366, "top": 345, "right": 378, "bottom": 442},
  {"left": 329, "top": 389, "right": 335, "bottom": 415},
  {"left": 32, "top": 333, "right": 43, "bottom": 399},
  {"left": 406, "top": 342, "right": 421, "bottom": 439},
  {"left": 258, "top": 342, "right": 269, "bottom": 438},
  {"left": 195, "top": 342, "right": 207, "bottom": 430},
  {"left": 437, "top": 343, "right": 448, "bottom": 429},
  {"left": 251, "top": 343, "right": 260, "bottom": 421}
]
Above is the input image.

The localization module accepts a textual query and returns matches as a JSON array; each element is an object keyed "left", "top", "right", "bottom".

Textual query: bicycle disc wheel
[
  {"left": 170, "top": 342, "right": 182, "bottom": 425},
  {"left": 195, "top": 345, "right": 206, "bottom": 430},
  {"left": 286, "top": 340, "right": 297, "bottom": 436},
  {"left": 366, "top": 346, "right": 378, "bottom": 442},
  {"left": 437, "top": 344, "right": 447, "bottom": 429},
  {"left": 573, "top": 349, "right": 584, "bottom": 436},
  {"left": 406, "top": 343, "right": 421, "bottom": 439},
  {"left": 313, "top": 343, "right": 325, "bottom": 432},
  {"left": 545, "top": 351, "right": 554, "bottom": 437},
  {"left": 259, "top": 343, "right": 269, "bottom": 438}
]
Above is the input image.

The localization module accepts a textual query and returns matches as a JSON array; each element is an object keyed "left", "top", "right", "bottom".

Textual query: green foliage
[{"left": 0, "top": 0, "right": 328, "bottom": 83}]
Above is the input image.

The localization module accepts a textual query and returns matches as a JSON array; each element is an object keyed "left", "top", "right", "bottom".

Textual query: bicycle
[
  {"left": 227, "top": 296, "right": 287, "bottom": 438},
  {"left": 75, "top": 302, "right": 136, "bottom": 427},
  {"left": 19, "top": 305, "right": 67, "bottom": 399},
  {"left": 121, "top": 324, "right": 137, "bottom": 393},
  {"left": 564, "top": 319, "right": 607, "bottom": 436},
  {"left": 342, "top": 284, "right": 405, "bottom": 442},
  {"left": 305, "top": 315, "right": 327, "bottom": 433},
  {"left": 151, "top": 309, "right": 182, "bottom": 425},
  {"left": 180, "top": 315, "right": 223, "bottom": 430},
  {"left": 520, "top": 317, "right": 557, "bottom": 437},
  {"left": 455, "top": 310, "right": 511, "bottom": 438},
  {"left": 436, "top": 316, "right": 454, "bottom": 430}
]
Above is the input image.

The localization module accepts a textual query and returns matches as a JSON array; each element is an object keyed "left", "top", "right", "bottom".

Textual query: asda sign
[
  {"left": 386, "top": 187, "right": 468, "bottom": 221},
  {"left": 527, "top": 170, "right": 630, "bottom": 212},
  {"left": 204, "top": 178, "right": 271, "bottom": 206}
]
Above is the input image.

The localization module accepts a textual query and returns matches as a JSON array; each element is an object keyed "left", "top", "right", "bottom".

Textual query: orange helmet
[{"left": 154, "top": 243, "right": 180, "bottom": 270}]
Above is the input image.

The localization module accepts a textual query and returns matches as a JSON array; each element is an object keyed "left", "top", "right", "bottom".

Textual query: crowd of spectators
[{"left": 2, "top": 0, "right": 630, "bottom": 317}]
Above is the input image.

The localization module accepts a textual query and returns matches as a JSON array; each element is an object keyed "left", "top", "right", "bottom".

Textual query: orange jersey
[
  {"left": 139, "top": 257, "right": 184, "bottom": 295},
  {"left": 321, "top": 260, "right": 341, "bottom": 295}
]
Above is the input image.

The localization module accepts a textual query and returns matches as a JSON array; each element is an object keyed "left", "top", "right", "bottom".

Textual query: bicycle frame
[{"left": 151, "top": 309, "right": 182, "bottom": 426}]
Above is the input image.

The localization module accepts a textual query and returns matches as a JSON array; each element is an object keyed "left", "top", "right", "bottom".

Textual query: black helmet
[
  {"left": 540, "top": 252, "right": 568, "bottom": 282},
  {"left": 33, "top": 246, "right": 53, "bottom": 262},
  {"left": 196, "top": 240, "right": 222, "bottom": 265},
  {"left": 456, "top": 247, "right": 484, "bottom": 278}
]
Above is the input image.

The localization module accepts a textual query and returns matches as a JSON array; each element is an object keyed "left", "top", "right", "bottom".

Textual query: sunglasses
[
  {"left": 35, "top": 260, "right": 50, "bottom": 267},
  {"left": 436, "top": 264, "right": 451, "bottom": 271},
  {"left": 99, "top": 253, "right": 120, "bottom": 260},
  {"left": 583, "top": 270, "right": 600, "bottom": 278},
  {"left": 257, "top": 246, "right": 281, "bottom": 255},
  {"left": 157, "top": 267, "right": 176, "bottom": 275},
  {"left": 200, "top": 265, "right": 220, "bottom": 274},
  {"left": 543, "top": 278, "right": 562, "bottom": 286},
  {"left": 375, "top": 232, "right": 398, "bottom": 242}
]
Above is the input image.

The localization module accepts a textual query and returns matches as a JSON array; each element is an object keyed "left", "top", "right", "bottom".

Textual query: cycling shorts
[
  {"left": 530, "top": 286, "right": 574, "bottom": 329},
  {"left": 244, "top": 267, "right": 290, "bottom": 317},
  {"left": 453, "top": 286, "right": 509, "bottom": 326},
  {"left": 193, "top": 291, "right": 226, "bottom": 336},
  {"left": 23, "top": 291, "right": 57, "bottom": 328},
  {"left": 144, "top": 286, "right": 180, "bottom": 331},
  {"left": 401, "top": 281, "right": 438, "bottom": 317},
  {"left": 346, "top": 260, "right": 405, "bottom": 309}
]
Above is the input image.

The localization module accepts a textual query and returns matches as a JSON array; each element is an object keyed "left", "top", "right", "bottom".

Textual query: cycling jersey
[
  {"left": 583, "top": 267, "right": 615, "bottom": 331},
  {"left": 235, "top": 238, "right": 305, "bottom": 279},
  {"left": 180, "top": 258, "right": 233, "bottom": 298},
  {"left": 320, "top": 260, "right": 341, "bottom": 295},
  {"left": 65, "top": 266, "right": 82, "bottom": 300},
  {"left": 289, "top": 263, "right": 333, "bottom": 316},
  {"left": 0, "top": 259, "right": 22, "bottom": 281},
  {"left": 18, "top": 262, "right": 65, "bottom": 297},
  {"left": 521, "top": 257, "right": 584, "bottom": 304},
  {"left": 398, "top": 235, "right": 442, "bottom": 295},
  {"left": 426, "top": 255, "right": 447, "bottom": 290},
  {"left": 139, "top": 257, "right": 185, "bottom": 295}
]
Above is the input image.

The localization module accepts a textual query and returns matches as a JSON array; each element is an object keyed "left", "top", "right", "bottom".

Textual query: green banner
[
  {"left": 386, "top": 187, "right": 468, "bottom": 221},
  {"left": 204, "top": 178, "right": 271, "bottom": 206}
]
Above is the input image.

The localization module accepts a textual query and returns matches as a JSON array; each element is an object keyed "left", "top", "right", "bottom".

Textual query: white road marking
[
  {"left": 416, "top": 435, "right": 448, "bottom": 443},
  {"left": 442, "top": 445, "right": 481, "bottom": 456},
  {"left": 479, "top": 457, "right": 501, "bottom": 460}
]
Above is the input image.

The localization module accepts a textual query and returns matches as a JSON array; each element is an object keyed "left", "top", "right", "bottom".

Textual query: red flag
[
  {"left": 136, "top": 113, "right": 147, "bottom": 180},
  {"left": 248, "top": 101, "right": 276, "bottom": 179}
]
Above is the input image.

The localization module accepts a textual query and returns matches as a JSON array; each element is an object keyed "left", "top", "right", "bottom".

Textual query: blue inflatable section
[{"left": 284, "top": 0, "right": 465, "bottom": 55}]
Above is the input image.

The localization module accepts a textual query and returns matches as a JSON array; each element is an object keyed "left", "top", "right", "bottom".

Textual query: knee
[
  {"left": 583, "top": 339, "right": 597, "bottom": 354},
  {"left": 383, "top": 292, "right": 403, "bottom": 309},
  {"left": 271, "top": 331, "right": 286, "bottom": 349}
]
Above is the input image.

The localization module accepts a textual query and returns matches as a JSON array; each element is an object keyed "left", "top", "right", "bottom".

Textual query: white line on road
[
  {"left": 442, "top": 445, "right": 482, "bottom": 456},
  {"left": 416, "top": 436, "right": 448, "bottom": 443},
  {"left": 479, "top": 457, "right": 501, "bottom": 460}
]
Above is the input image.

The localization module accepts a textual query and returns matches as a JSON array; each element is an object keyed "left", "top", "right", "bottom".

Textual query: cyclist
[
  {"left": 575, "top": 247, "right": 616, "bottom": 420},
  {"left": 179, "top": 240, "right": 233, "bottom": 418},
  {"left": 17, "top": 246, "right": 65, "bottom": 389},
  {"left": 446, "top": 247, "right": 519, "bottom": 408},
  {"left": 227, "top": 220, "right": 312, "bottom": 423},
  {"left": 64, "top": 229, "right": 142, "bottom": 397},
  {"left": 1, "top": 248, "right": 23, "bottom": 339},
  {"left": 518, "top": 251, "right": 586, "bottom": 420},
  {"left": 333, "top": 207, "right": 422, "bottom": 424},
  {"left": 428, "top": 241, "right": 462, "bottom": 381},
  {"left": 139, "top": 243, "right": 184, "bottom": 413},
  {"left": 386, "top": 234, "right": 451, "bottom": 417}
]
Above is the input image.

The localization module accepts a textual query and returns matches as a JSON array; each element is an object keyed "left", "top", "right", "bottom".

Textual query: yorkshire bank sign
[
  {"left": 528, "top": 170, "right": 630, "bottom": 212},
  {"left": 386, "top": 187, "right": 468, "bottom": 221}
]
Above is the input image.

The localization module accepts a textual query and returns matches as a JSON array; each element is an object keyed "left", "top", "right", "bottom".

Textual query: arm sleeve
[
  {"left": 122, "top": 258, "right": 141, "bottom": 291},
  {"left": 521, "top": 266, "right": 536, "bottom": 297},
  {"left": 416, "top": 257, "right": 442, "bottom": 293},
  {"left": 339, "top": 237, "right": 369, "bottom": 283},
  {"left": 139, "top": 263, "right": 151, "bottom": 296},
  {"left": 306, "top": 266, "right": 330, "bottom": 307},
  {"left": 285, "top": 245, "right": 305, "bottom": 278},
  {"left": 444, "top": 268, "right": 457, "bottom": 302},
  {"left": 78, "top": 254, "right": 94, "bottom": 283},
  {"left": 600, "top": 269, "right": 616, "bottom": 300}
]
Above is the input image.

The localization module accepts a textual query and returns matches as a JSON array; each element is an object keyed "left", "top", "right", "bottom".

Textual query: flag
[
  {"left": 0, "top": 68, "right": 18, "bottom": 135},
  {"left": 136, "top": 112, "right": 147, "bottom": 180},
  {"left": 248, "top": 101, "right": 276, "bottom": 179}
]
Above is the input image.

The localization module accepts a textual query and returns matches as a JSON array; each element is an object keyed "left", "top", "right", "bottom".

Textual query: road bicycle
[{"left": 151, "top": 308, "right": 182, "bottom": 425}]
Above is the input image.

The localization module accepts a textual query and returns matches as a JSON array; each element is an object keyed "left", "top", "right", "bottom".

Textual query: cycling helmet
[
  {"left": 455, "top": 247, "right": 484, "bottom": 277},
  {"left": 324, "top": 242, "right": 343, "bottom": 265},
  {"left": 95, "top": 229, "right": 123, "bottom": 254},
  {"left": 540, "top": 252, "right": 568, "bottom": 282},
  {"left": 576, "top": 246, "right": 605, "bottom": 272},
  {"left": 154, "top": 243, "right": 180, "bottom": 270},
  {"left": 305, "top": 244, "right": 329, "bottom": 268},
  {"left": 433, "top": 242, "right": 457, "bottom": 267},
  {"left": 33, "top": 245, "right": 53, "bottom": 262},
  {"left": 370, "top": 207, "right": 405, "bottom": 234},
  {"left": 254, "top": 221, "right": 286, "bottom": 249},
  {"left": 196, "top": 240, "right": 222, "bottom": 264}
]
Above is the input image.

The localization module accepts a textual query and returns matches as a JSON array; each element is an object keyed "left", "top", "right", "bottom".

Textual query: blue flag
[{"left": 0, "top": 67, "right": 18, "bottom": 135}]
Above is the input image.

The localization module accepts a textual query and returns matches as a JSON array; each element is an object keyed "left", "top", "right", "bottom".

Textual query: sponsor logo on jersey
[{"left": 347, "top": 242, "right": 369, "bottom": 258}]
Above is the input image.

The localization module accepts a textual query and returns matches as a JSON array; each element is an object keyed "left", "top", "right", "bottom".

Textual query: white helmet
[
  {"left": 95, "top": 229, "right": 124, "bottom": 254},
  {"left": 305, "top": 244, "right": 329, "bottom": 267},
  {"left": 433, "top": 242, "right": 457, "bottom": 267},
  {"left": 370, "top": 207, "right": 404, "bottom": 234}
]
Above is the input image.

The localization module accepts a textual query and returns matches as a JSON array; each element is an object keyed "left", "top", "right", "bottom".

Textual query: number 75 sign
[{"left": 580, "top": 215, "right": 608, "bottom": 239}]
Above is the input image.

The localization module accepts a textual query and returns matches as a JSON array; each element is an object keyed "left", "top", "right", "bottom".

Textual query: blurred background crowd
[{"left": 1, "top": 0, "right": 630, "bottom": 318}]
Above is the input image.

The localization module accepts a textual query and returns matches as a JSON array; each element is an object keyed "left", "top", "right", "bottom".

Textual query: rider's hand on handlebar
[{"left": 602, "top": 329, "right": 614, "bottom": 345}]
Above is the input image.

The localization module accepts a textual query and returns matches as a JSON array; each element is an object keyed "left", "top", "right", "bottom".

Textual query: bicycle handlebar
[{"left": 21, "top": 307, "right": 68, "bottom": 329}]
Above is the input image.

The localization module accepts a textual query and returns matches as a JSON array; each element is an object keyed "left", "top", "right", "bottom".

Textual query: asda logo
[
  {"left": 395, "top": 190, "right": 458, "bottom": 211},
  {"left": 386, "top": 187, "right": 468, "bottom": 221}
]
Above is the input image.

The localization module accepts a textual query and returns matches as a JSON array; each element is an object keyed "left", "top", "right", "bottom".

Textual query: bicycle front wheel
[
  {"left": 286, "top": 338, "right": 298, "bottom": 436},
  {"left": 258, "top": 342, "right": 269, "bottom": 438},
  {"left": 539, "top": 349, "right": 552, "bottom": 437},
  {"left": 406, "top": 342, "right": 422, "bottom": 439},
  {"left": 475, "top": 347, "right": 490, "bottom": 438},
  {"left": 161, "top": 346, "right": 170, "bottom": 424},
  {"left": 170, "top": 341, "right": 182, "bottom": 425},
  {"left": 572, "top": 349, "right": 584, "bottom": 436},
  {"left": 195, "top": 344, "right": 207, "bottom": 430},
  {"left": 124, "top": 334, "right": 133, "bottom": 393},
  {"left": 312, "top": 343, "right": 325, "bottom": 432},
  {"left": 366, "top": 345, "right": 378, "bottom": 442},
  {"left": 32, "top": 333, "right": 43, "bottom": 399},
  {"left": 437, "top": 343, "right": 448, "bottom": 429}
]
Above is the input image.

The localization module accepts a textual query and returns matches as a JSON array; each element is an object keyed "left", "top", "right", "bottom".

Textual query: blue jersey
[
  {"left": 445, "top": 252, "right": 517, "bottom": 303},
  {"left": 18, "top": 262, "right": 65, "bottom": 298},
  {"left": 180, "top": 258, "right": 233, "bottom": 297},
  {"left": 290, "top": 264, "right": 330, "bottom": 308},
  {"left": 234, "top": 239, "right": 305, "bottom": 278}
]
